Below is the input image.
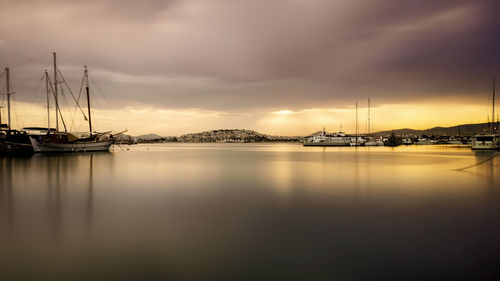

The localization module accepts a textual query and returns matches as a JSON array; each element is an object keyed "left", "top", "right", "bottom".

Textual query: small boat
[
  {"left": 447, "top": 136, "right": 462, "bottom": 145},
  {"left": 0, "top": 67, "right": 35, "bottom": 155},
  {"left": 365, "top": 136, "right": 384, "bottom": 146},
  {"left": 384, "top": 132, "right": 402, "bottom": 147},
  {"left": 401, "top": 137, "right": 413, "bottom": 145},
  {"left": 415, "top": 137, "right": 437, "bottom": 145},
  {"left": 0, "top": 128, "right": 34, "bottom": 155}
]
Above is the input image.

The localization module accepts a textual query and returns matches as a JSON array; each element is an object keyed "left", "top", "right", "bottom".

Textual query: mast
[
  {"left": 493, "top": 76, "right": 496, "bottom": 134},
  {"left": 45, "top": 70, "right": 50, "bottom": 134},
  {"left": 53, "top": 52, "right": 59, "bottom": 132},
  {"left": 84, "top": 65, "right": 93, "bottom": 133},
  {"left": 368, "top": 99, "right": 371, "bottom": 135},
  {"left": 355, "top": 101, "right": 358, "bottom": 146},
  {"left": 5, "top": 67, "right": 11, "bottom": 130}
]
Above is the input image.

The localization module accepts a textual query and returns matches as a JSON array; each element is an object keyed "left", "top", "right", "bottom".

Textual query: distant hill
[
  {"left": 305, "top": 123, "right": 497, "bottom": 137},
  {"left": 178, "top": 129, "right": 301, "bottom": 143},
  {"left": 135, "top": 133, "right": 164, "bottom": 140},
  {"left": 374, "top": 122, "right": 495, "bottom": 137}
]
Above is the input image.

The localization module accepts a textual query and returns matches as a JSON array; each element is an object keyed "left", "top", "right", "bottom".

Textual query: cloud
[{"left": 1, "top": 0, "right": 499, "bottom": 133}]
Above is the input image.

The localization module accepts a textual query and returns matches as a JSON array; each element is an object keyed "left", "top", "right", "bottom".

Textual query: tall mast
[
  {"left": 355, "top": 101, "right": 358, "bottom": 146},
  {"left": 53, "top": 52, "right": 59, "bottom": 132},
  {"left": 368, "top": 99, "right": 371, "bottom": 135},
  {"left": 45, "top": 70, "right": 50, "bottom": 134},
  {"left": 5, "top": 67, "right": 11, "bottom": 130},
  {"left": 85, "top": 65, "right": 92, "bottom": 134},
  {"left": 492, "top": 76, "right": 496, "bottom": 134}
]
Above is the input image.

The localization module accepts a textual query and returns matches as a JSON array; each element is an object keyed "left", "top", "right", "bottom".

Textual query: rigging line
[
  {"left": 25, "top": 73, "right": 45, "bottom": 106},
  {"left": 58, "top": 84, "right": 69, "bottom": 132},
  {"left": 453, "top": 152, "right": 500, "bottom": 171},
  {"left": 70, "top": 74, "right": 86, "bottom": 131},
  {"left": 57, "top": 67, "right": 88, "bottom": 120},
  {"left": 89, "top": 78, "right": 126, "bottom": 130},
  {"left": 89, "top": 76, "right": 113, "bottom": 110},
  {"left": 11, "top": 53, "right": 51, "bottom": 69},
  {"left": 89, "top": 88, "right": 102, "bottom": 132},
  {"left": 48, "top": 75, "right": 67, "bottom": 132}
]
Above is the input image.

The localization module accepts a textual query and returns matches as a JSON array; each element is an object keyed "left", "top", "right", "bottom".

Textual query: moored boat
[
  {"left": 384, "top": 132, "right": 402, "bottom": 147},
  {"left": 471, "top": 135, "right": 499, "bottom": 150},
  {"left": 471, "top": 77, "right": 499, "bottom": 150},
  {"left": 303, "top": 129, "right": 352, "bottom": 146},
  {"left": 28, "top": 53, "right": 114, "bottom": 153},
  {"left": 0, "top": 67, "right": 35, "bottom": 155}
]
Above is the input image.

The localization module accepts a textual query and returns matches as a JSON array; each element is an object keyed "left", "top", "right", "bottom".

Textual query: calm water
[{"left": 1, "top": 143, "right": 499, "bottom": 280}]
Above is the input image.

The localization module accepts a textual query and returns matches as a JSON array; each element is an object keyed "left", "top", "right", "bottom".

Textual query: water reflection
[
  {"left": 1, "top": 145, "right": 499, "bottom": 280},
  {"left": 0, "top": 157, "right": 13, "bottom": 238}
]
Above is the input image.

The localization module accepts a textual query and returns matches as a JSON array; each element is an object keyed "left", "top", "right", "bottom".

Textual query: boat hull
[
  {"left": 30, "top": 137, "right": 112, "bottom": 152},
  {"left": 471, "top": 143, "right": 499, "bottom": 150},
  {"left": 303, "top": 142, "right": 351, "bottom": 147}
]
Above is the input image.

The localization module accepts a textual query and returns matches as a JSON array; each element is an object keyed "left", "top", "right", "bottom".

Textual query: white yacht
[
  {"left": 471, "top": 135, "right": 499, "bottom": 150},
  {"left": 304, "top": 130, "right": 352, "bottom": 146}
]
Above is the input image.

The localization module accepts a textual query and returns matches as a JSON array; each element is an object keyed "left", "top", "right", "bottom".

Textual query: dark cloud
[{"left": 1, "top": 0, "right": 499, "bottom": 112}]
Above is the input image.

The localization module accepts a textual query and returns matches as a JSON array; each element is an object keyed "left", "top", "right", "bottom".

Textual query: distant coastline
[{"left": 115, "top": 122, "right": 496, "bottom": 144}]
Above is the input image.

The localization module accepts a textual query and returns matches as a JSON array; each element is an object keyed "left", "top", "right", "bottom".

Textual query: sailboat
[
  {"left": 364, "top": 99, "right": 384, "bottom": 146},
  {"left": 0, "top": 67, "right": 35, "bottom": 155},
  {"left": 471, "top": 77, "right": 499, "bottom": 150},
  {"left": 29, "top": 53, "right": 114, "bottom": 152}
]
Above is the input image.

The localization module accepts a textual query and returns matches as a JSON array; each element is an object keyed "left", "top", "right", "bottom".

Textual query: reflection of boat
[
  {"left": 472, "top": 77, "right": 499, "bottom": 150},
  {"left": 29, "top": 53, "right": 113, "bottom": 153}
]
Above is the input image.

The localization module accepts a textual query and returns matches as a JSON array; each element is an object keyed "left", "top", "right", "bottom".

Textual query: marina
[{"left": 2, "top": 0, "right": 500, "bottom": 279}]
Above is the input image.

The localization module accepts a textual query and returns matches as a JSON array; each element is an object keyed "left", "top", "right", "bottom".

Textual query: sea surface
[{"left": 1, "top": 143, "right": 499, "bottom": 280}]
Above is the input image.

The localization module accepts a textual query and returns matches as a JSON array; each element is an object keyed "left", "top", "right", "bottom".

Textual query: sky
[{"left": 0, "top": 0, "right": 499, "bottom": 136}]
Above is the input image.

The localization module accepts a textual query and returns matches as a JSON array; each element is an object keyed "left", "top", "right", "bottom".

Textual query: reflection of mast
[
  {"left": 0, "top": 157, "right": 14, "bottom": 236},
  {"left": 86, "top": 154, "right": 94, "bottom": 233},
  {"left": 47, "top": 156, "right": 62, "bottom": 242}
]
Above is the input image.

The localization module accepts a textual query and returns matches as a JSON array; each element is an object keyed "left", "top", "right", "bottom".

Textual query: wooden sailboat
[{"left": 29, "top": 53, "right": 113, "bottom": 152}]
